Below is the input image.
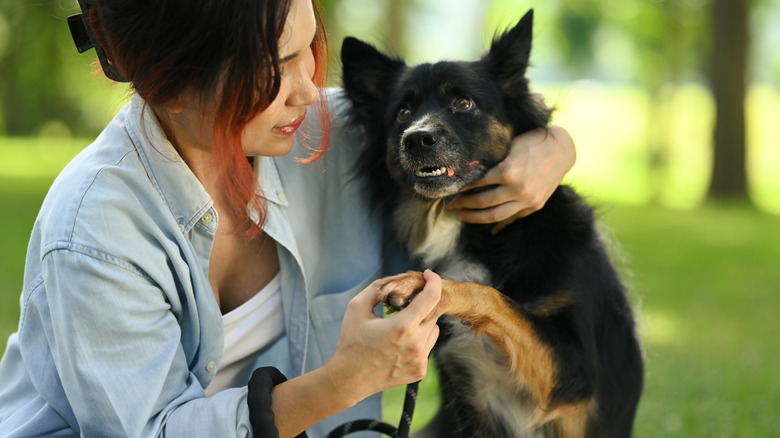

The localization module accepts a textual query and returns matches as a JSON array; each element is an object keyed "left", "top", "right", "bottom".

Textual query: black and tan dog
[{"left": 340, "top": 10, "right": 643, "bottom": 438}]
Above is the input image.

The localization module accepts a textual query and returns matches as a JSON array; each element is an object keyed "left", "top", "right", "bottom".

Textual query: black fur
[{"left": 341, "top": 10, "right": 643, "bottom": 438}]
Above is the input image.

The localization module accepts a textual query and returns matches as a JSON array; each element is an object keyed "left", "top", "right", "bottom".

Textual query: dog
[{"left": 340, "top": 10, "right": 643, "bottom": 438}]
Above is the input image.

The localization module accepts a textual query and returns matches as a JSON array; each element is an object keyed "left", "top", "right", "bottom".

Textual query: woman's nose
[{"left": 288, "top": 50, "right": 318, "bottom": 107}]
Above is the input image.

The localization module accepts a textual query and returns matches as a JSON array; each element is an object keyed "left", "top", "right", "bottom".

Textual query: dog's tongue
[{"left": 447, "top": 168, "right": 455, "bottom": 177}]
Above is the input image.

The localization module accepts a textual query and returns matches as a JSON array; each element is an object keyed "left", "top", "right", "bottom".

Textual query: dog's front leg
[
  {"left": 377, "top": 271, "right": 594, "bottom": 436},
  {"left": 377, "top": 271, "right": 555, "bottom": 402}
]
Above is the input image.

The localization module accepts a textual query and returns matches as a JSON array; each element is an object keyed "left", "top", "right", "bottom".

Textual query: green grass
[
  {"left": 0, "top": 137, "right": 92, "bottom": 179},
  {"left": 0, "top": 175, "right": 53, "bottom": 345},
  {"left": 606, "top": 203, "right": 780, "bottom": 437},
  {"left": 0, "top": 138, "right": 91, "bottom": 347}
]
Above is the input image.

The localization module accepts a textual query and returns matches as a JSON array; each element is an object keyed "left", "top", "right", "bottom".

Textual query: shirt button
[
  {"left": 201, "top": 212, "right": 213, "bottom": 224},
  {"left": 178, "top": 223, "right": 186, "bottom": 233},
  {"left": 206, "top": 361, "right": 216, "bottom": 372},
  {"left": 277, "top": 192, "right": 286, "bottom": 203}
]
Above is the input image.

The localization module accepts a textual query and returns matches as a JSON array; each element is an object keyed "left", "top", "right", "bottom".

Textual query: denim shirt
[{"left": 0, "top": 91, "right": 399, "bottom": 437}]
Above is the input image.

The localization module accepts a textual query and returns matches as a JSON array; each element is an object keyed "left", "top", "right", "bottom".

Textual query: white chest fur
[{"left": 393, "top": 198, "right": 491, "bottom": 284}]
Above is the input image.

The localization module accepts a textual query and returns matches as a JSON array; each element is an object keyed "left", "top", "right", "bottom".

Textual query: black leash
[{"left": 327, "top": 381, "right": 419, "bottom": 438}]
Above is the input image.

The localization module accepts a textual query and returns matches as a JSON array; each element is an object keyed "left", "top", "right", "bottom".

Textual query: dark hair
[{"left": 87, "top": 0, "right": 330, "bottom": 238}]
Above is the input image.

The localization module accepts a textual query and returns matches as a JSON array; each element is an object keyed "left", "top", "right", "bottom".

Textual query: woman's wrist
[
  {"left": 265, "top": 362, "right": 370, "bottom": 438},
  {"left": 547, "top": 124, "right": 577, "bottom": 172},
  {"left": 317, "top": 355, "right": 373, "bottom": 410},
  {"left": 248, "top": 367, "right": 303, "bottom": 437}
]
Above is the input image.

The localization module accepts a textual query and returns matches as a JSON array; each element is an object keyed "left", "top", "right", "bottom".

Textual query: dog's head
[{"left": 342, "top": 9, "right": 550, "bottom": 201}]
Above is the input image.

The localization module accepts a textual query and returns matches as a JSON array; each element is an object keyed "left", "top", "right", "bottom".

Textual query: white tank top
[{"left": 205, "top": 273, "right": 285, "bottom": 396}]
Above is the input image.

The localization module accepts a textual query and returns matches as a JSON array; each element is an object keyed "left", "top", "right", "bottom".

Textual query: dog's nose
[{"left": 404, "top": 130, "right": 438, "bottom": 149}]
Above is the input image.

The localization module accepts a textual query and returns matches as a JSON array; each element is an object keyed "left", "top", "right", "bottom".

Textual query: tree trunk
[{"left": 708, "top": 0, "right": 749, "bottom": 199}]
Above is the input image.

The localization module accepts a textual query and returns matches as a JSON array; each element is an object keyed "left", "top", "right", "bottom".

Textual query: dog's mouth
[
  {"left": 415, "top": 166, "right": 455, "bottom": 178},
  {"left": 413, "top": 160, "right": 481, "bottom": 180},
  {"left": 404, "top": 160, "right": 484, "bottom": 199}
]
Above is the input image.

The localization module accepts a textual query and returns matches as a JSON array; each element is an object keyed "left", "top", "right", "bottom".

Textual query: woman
[{"left": 0, "top": 0, "right": 575, "bottom": 436}]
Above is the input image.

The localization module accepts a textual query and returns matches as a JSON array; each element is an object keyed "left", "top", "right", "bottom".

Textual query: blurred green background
[{"left": 1, "top": 0, "right": 779, "bottom": 436}]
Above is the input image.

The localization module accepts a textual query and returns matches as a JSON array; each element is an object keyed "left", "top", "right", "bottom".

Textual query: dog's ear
[
  {"left": 340, "top": 37, "right": 405, "bottom": 112},
  {"left": 340, "top": 37, "right": 406, "bottom": 213},
  {"left": 484, "top": 9, "right": 550, "bottom": 133},
  {"left": 484, "top": 9, "right": 534, "bottom": 96}
]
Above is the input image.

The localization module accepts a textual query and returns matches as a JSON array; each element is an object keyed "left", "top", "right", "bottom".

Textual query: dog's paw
[{"left": 375, "top": 271, "right": 426, "bottom": 312}]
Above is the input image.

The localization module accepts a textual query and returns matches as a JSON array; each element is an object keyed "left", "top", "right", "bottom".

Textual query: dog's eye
[
  {"left": 397, "top": 107, "right": 412, "bottom": 122},
  {"left": 454, "top": 97, "right": 475, "bottom": 112}
]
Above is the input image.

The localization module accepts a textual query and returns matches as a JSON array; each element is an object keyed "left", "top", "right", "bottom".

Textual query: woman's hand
[
  {"left": 269, "top": 270, "right": 443, "bottom": 438},
  {"left": 449, "top": 125, "right": 576, "bottom": 226},
  {"left": 324, "top": 270, "right": 444, "bottom": 406}
]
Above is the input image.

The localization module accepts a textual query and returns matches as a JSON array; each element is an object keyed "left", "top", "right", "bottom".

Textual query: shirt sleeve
[{"left": 20, "top": 247, "right": 253, "bottom": 437}]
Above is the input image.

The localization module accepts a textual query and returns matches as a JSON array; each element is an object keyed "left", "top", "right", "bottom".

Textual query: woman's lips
[{"left": 274, "top": 112, "right": 306, "bottom": 135}]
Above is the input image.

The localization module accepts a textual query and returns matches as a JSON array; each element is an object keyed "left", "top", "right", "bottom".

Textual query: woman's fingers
[
  {"left": 448, "top": 125, "right": 576, "bottom": 224},
  {"left": 393, "top": 270, "right": 442, "bottom": 326}
]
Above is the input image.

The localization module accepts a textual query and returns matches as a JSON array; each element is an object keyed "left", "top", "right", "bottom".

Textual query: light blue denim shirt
[{"left": 0, "top": 90, "right": 400, "bottom": 437}]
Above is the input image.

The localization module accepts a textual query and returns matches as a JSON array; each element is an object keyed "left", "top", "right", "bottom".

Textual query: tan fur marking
[
  {"left": 440, "top": 279, "right": 557, "bottom": 408},
  {"left": 511, "top": 398, "right": 596, "bottom": 437},
  {"left": 485, "top": 118, "right": 513, "bottom": 161},
  {"left": 526, "top": 293, "right": 573, "bottom": 317},
  {"left": 549, "top": 398, "right": 597, "bottom": 438}
]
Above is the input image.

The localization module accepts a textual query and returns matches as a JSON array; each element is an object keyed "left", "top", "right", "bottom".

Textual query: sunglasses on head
[{"left": 67, "top": 0, "right": 128, "bottom": 82}]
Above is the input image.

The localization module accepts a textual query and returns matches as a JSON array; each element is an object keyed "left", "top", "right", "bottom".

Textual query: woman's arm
[
  {"left": 449, "top": 124, "right": 576, "bottom": 224},
  {"left": 27, "top": 249, "right": 253, "bottom": 436}
]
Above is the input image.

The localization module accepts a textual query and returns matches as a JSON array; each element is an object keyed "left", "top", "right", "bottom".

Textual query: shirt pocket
[{"left": 306, "top": 267, "right": 380, "bottom": 368}]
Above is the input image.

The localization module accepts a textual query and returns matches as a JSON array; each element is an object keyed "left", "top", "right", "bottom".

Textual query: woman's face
[
  {"left": 159, "top": 0, "right": 319, "bottom": 161},
  {"left": 240, "top": 0, "right": 319, "bottom": 157}
]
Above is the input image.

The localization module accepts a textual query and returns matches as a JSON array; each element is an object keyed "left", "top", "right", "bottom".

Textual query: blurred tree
[
  {"left": 553, "top": 0, "right": 755, "bottom": 206},
  {"left": 318, "top": 0, "right": 416, "bottom": 87},
  {"left": 707, "top": 0, "right": 749, "bottom": 200},
  {"left": 554, "top": 4, "right": 601, "bottom": 73},
  {"left": 553, "top": 1, "right": 710, "bottom": 202},
  {"left": 623, "top": 1, "right": 709, "bottom": 203},
  {"left": 316, "top": 0, "right": 341, "bottom": 76},
  {"left": 385, "top": 0, "right": 407, "bottom": 54},
  {"left": 0, "top": 0, "right": 91, "bottom": 137}
]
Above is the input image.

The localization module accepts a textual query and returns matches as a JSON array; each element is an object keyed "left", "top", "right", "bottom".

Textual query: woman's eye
[
  {"left": 397, "top": 107, "right": 412, "bottom": 122},
  {"left": 454, "top": 97, "right": 474, "bottom": 111}
]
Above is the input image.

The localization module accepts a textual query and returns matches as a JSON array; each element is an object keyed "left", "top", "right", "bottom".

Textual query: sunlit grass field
[{"left": 1, "top": 83, "right": 779, "bottom": 436}]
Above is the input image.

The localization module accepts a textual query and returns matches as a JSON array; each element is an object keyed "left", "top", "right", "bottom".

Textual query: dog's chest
[{"left": 393, "top": 199, "right": 491, "bottom": 284}]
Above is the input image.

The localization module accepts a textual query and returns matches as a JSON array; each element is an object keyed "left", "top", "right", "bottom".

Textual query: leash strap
[{"left": 327, "top": 381, "right": 419, "bottom": 438}]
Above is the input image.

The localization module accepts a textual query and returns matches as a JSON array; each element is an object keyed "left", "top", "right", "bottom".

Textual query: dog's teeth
[{"left": 416, "top": 166, "right": 448, "bottom": 177}]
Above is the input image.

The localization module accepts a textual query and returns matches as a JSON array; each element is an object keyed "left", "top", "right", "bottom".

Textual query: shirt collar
[
  {"left": 255, "top": 156, "right": 289, "bottom": 208},
  {"left": 124, "top": 93, "right": 214, "bottom": 233}
]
